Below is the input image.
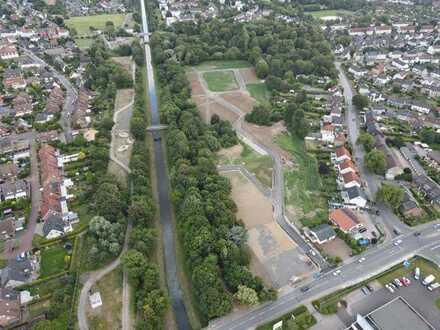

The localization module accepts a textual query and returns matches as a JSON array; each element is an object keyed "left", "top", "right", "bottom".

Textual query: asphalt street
[
  {"left": 140, "top": 1, "right": 191, "bottom": 329},
  {"left": 336, "top": 62, "right": 410, "bottom": 237},
  {"left": 207, "top": 220, "right": 440, "bottom": 330}
]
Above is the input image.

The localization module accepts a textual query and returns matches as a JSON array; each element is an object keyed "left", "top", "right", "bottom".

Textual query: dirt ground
[
  {"left": 219, "top": 91, "right": 254, "bottom": 113},
  {"left": 321, "top": 237, "right": 352, "bottom": 261},
  {"left": 197, "top": 98, "right": 240, "bottom": 124},
  {"left": 239, "top": 68, "right": 260, "bottom": 84},
  {"left": 224, "top": 172, "right": 316, "bottom": 288},
  {"left": 187, "top": 71, "right": 205, "bottom": 96},
  {"left": 217, "top": 144, "right": 243, "bottom": 161}
]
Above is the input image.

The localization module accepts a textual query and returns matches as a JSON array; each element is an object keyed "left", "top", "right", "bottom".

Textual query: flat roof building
[{"left": 348, "top": 296, "right": 434, "bottom": 330}]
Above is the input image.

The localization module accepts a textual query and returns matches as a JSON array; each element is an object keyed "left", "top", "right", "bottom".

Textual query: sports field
[
  {"left": 66, "top": 14, "right": 127, "bottom": 36},
  {"left": 202, "top": 70, "right": 238, "bottom": 92}
]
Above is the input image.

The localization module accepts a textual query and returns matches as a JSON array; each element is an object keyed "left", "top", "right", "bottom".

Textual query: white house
[
  {"left": 341, "top": 186, "right": 368, "bottom": 208},
  {"left": 321, "top": 123, "right": 335, "bottom": 143}
]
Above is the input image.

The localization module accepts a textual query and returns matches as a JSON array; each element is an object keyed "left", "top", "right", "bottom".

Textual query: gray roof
[
  {"left": 367, "top": 297, "right": 434, "bottom": 330},
  {"left": 344, "top": 186, "right": 367, "bottom": 200},
  {"left": 1, "top": 259, "right": 32, "bottom": 286},
  {"left": 42, "top": 213, "right": 65, "bottom": 237},
  {"left": 310, "top": 224, "right": 336, "bottom": 242}
]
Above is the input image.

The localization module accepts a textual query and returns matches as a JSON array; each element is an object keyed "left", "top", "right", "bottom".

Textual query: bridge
[{"left": 146, "top": 124, "right": 168, "bottom": 131}]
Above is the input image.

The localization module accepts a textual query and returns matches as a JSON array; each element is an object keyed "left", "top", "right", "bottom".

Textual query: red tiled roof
[
  {"left": 335, "top": 146, "right": 351, "bottom": 158},
  {"left": 330, "top": 208, "right": 360, "bottom": 232}
]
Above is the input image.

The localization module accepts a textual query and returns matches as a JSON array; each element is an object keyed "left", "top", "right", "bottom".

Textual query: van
[
  {"left": 422, "top": 274, "right": 435, "bottom": 286},
  {"left": 414, "top": 267, "right": 420, "bottom": 280},
  {"left": 428, "top": 282, "right": 440, "bottom": 291}
]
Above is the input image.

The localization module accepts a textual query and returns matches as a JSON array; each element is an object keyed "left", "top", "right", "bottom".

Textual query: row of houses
[{"left": 39, "top": 144, "right": 77, "bottom": 239}]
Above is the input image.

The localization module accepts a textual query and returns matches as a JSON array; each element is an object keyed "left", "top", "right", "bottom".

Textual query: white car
[
  {"left": 385, "top": 284, "right": 395, "bottom": 293},
  {"left": 358, "top": 257, "right": 366, "bottom": 263},
  {"left": 393, "top": 239, "right": 403, "bottom": 246},
  {"left": 333, "top": 270, "right": 342, "bottom": 276}
]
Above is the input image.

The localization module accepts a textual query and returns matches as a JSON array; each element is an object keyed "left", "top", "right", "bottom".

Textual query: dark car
[
  {"left": 414, "top": 232, "right": 421, "bottom": 237},
  {"left": 153, "top": 136, "right": 161, "bottom": 142},
  {"left": 300, "top": 286, "right": 310, "bottom": 293}
]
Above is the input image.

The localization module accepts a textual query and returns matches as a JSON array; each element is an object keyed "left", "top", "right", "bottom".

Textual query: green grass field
[
  {"left": 203, "top": 70, "right": 238, "bottom": 92},
  {"left": 40, "top": 246, "right": 67, "bottom": 277},
  {"left": 66, "top": 14, "right": 127, "bottom": 36},
  {"left": 247, "top": 83, "right": 271, "bottom": 104},
  {"left": 74, "top": 38, "right": 96, "bottom": 49},
  {"left": 307, "top": 10, "right": 353, "bottom": 18},
  {"left": 196, "top": 60, "right": 251, "bottom": 71},
  {"left": 276, "top": 134, "right": 324, "bottom": 214}
]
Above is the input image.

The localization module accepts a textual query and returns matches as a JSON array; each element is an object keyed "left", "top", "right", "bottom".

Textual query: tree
[
  {"left": 122, "top": 249, "right": 148, "bottom": 284},
  {"left": 352, "top": 94, "right": 369, "bottom": 110},
  {"left": 291, "top": 109, "right": 308, "bottom": 137},
  {"left": 95, "top": 181, "right": 124, "bottom": 222},
  {"left": 365, "top": 149, "right": 386, "bottom": 174},
  {"left": 376, "top": 184, "right": 404, "bottom": 210},
  {"left": 357, "top": 132, "right": 375, "bottom": 151},
  {"left": 128, "top": 196, "right": 154, "bottom": 225},
  {"left": 88, "top": 216, "right": 123, "bottom": 260},
  {"left": 256, "top": 59, "right": 269, "bottom": 79},
  {"left": 234, "top": 285, "right": 259, "bottom": 306}
]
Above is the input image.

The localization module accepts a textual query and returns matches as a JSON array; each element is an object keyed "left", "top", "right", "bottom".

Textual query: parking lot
[{"left": 344, "top": 277, "right": 440, "bottom": 328}]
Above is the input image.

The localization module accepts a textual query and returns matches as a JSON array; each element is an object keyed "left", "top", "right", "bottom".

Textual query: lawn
[
  {"left": 276, "top": 134, "right": 325, "bottom": 214},
  {"left": 196, "top": 60, "right": 251, "bottom": 71},
  {"left": 203, "top": 70, "right": 238, "bottom": 92},
  {"left": 74, "top": 37, "right": 96, "bottom": 49},
  {"left": 257, "top": 305, "right": 316, "bottom": 330},
  {"left": 247, "top": 83, "right": 271, "bottom": 104},
  {"left": 307, "top": 9, "right": 353, "bottom": 18},
  {"left": 66, "top": 14, "right": 127, "bottom": 36},
  {"left": 40, "top": 245, "right": 68, "bottom": 277}
]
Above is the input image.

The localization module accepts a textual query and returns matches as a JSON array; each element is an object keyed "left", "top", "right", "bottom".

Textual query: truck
[
  {"left": 428, "top": 282, "right": 440, "bottom": 291},
  {"left": 414, "top": 267, "right": 420, "bottom": 280},
  {"left": 422, "top": 274, "right": 435, "bottom": 286}
]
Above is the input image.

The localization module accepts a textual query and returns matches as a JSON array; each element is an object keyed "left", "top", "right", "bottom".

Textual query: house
[
  {"left": 392, "top": 59, "right": 409, "bottom": 71},
  {"left": 0, "top": 163, "right": 18, "bottom": 183},
  {"left": 375, "top": 25, "right": 392, "bottom": 35},
  {"left": 342, "top": 186, "right": 368, "bottom": 208},
  {"left": 413, "top": 175, "right": 440, "bottom": 209},
  {"left": 321, "top": 123, "right": 335, "bottom": 143},
  {"left": 0, "top": 45, "right": 18, "bottom": 60},
  {"left": 348, "top": 66, "right": 368, "bottom": 79},
  {"left": 2, "top": 70, "right": 26, "bottom": 90},
  {"left": 12, "top": 93, "right": 32, "bottom": 117},
  {"left": 0, "top": 219, "right": 15, "bottom": 241},
  {"left": 399, "top": 198, "right": 423, "bottom": 219},
  {"left": 0, "top": 288, "right": 21, "bottom": 329},
  {"left": 34, "top": 112, "right": 54, "bottom": 124},
  {"left": 329, "top": 208, "right": 362, "bottom": 233},
  {"left": 338, "top": 159, "right": 357, "bottom": 175},
  {"left": 307, "top": 224, "right": 336, "bottom": 245},
  {"left": 0, "top": 258, "right": 34, "bottom": 288},
  {"left": 335, "top": 146, "right": 351, "bottom": 163},
  {"left": 0, "top": 180, "right": 28, "bottom": 201},
  {"left": 341, "top": 171, "right": 361, "bottom": 188},
  {"left": 42, "top": 212, "right": 72, "bottom": 239},
  {"left": 410, "top": 102, "right": 431, "bottom": 114}
]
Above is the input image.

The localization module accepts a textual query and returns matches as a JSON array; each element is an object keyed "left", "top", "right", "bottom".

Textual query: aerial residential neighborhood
[{"left": 0, "top": 0, "right": 438, "bottom": 329}]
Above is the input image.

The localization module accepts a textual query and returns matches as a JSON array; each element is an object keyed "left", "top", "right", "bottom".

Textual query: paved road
[
  {"left": 207, "top": 220, "right": 440, "bottom": 330},
  {"left": 22, "top": 48, "right": 77, "bottom": 143},
  {"left": 78, "top": 222, "right": 132, "bottom": 330},
  {"left": 335, "top": 62, "right": 410, "bottom": 238},
  {"left": 3, "top": 140, "right": 40, "bottom": 258},
  {"left": 196, "top": 69, "right": 328, "bottom": 270},
  {"left": 140, "top": 1, "right": 191, "bottom": 329}
]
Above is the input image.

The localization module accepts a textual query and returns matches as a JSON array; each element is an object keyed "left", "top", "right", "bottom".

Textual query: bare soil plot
[
  {"left": 224, "top": 172, "right": 315, "bottom": 288},
  {"left": 239, "top": 68, "right": 260, "bottom": 84},
  {"left": 196, "top": 99, "right": 239, "bottom": 124},
  {"left": 321, "top": 237, "right": 352, "bottom": 261},
  {"left": 87, "top": 266, "right": 123, "bottom": 330},
  {"left": 187, "top": 72, "right": 205, "bottom": 96},
  {"left": 219, "top": 91, "right": 254, "bottom": 113}
]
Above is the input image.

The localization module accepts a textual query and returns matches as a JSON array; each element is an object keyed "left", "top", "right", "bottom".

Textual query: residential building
[
  {"left": 306, "top": 224, "right": 336, "bottom": 245},
  {"left": 329, "top": 208, "right": 362, "bottom": 233},
  {"left": 335, "top": 146, "right": 351, "bottom": 163},
  {"left": 0, "top": 288, "right": 21, "bottom": 329},
  {"left": 342, "top": 186, "right": 368, "bottom": 208}
]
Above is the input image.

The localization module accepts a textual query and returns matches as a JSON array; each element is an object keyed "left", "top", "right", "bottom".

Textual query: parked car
[
  {"left": 428, "top": 283, "right": 440, "bottom": 291},
  {"left": 393, "top": 239, "right": 403, "bottom": 246},
  {"left": 423, "top": 274, "right": 436, "bottom": 286},
  {"left": 401, "top": 277, "right": 411, "bottom": 286},
  {"left": 365, "top": 284, "right": 373, "bottom": 292},
  {"left": 361, "top": 287, "right": 370, "bottom": 295},
  {"left": 358, "top": 257, "right": 366, "bottom": 263},
  {"left": 389, "top": 282, "right": 398, "bottom": 290},
  {"left": 385, "top": 284, "right": 395, "bottom": 293},
  {"left": 414, "top": 267, "right": 420, "bottom": 280},
  {"left": 394, "top": 278, "right": 403, "bottom": 287},
  {"left": 333, "top": 270, "right": 342, "bottom": 276}
]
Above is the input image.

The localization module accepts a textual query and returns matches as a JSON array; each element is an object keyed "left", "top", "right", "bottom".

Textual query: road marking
[{"left": 430, "top": 244, "right": 440, "bottom": 251}]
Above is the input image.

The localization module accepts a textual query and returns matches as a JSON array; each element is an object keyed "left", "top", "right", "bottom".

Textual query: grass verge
[
  {"left": 256, "top": 305, "right": 316, "bottom": 330},
  {"left": 247, "top": 83, "right": 271, "bottom": 104}
]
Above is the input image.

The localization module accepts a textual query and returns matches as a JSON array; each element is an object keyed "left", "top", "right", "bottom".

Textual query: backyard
[
  {"left": 203, "top": 70, "right": 238, "bottom": 92},
  {"left": 40, "top": 245, "right": 68, "bottom": 277},
  {"left": 66, "top": 14, "right": 127, "bottom": 36}
]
